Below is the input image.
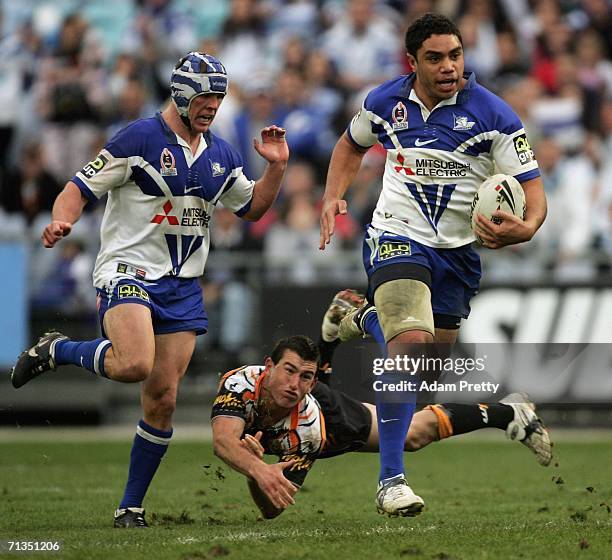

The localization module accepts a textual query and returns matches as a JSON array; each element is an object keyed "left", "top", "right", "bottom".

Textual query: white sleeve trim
[
  {"left": 349, "top": 108, "right": 377, "bottom": 148},
  {"left": 454, "top": 130, "right": 500, "bottom": 153},
  {"left": 216, "top": 167, "right": 255, "bottom": 213},
  {"left": 211, "top": 167, "right": 244, "bottom": 205},
  {"left": 74, "top": 149, "right": 131, "bottom": 197}
]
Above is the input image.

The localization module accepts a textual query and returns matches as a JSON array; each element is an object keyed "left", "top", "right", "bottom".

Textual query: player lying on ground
[{"left": 211, "top": 291, "right": 551, "bottom": 519}]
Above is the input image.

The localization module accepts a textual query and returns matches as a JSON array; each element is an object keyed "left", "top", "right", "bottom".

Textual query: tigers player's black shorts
[{"left": 312, "top": 382, "right": 372, "bottom": 459}]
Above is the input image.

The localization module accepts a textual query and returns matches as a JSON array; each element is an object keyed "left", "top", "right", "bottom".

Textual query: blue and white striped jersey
[
  {"left": 72, "top": 113, "right": 254, "bottom": 288},
  {"left": 348, "top": 72, "right": 540, "bottom": 248}
]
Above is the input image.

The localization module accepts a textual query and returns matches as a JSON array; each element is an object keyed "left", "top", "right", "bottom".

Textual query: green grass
[{"left": 1, "top": 437, "right": 612, "bottom": 559}]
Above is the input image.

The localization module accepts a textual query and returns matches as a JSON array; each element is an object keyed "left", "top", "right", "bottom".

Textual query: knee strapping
[{"left": 373, "top": 279, "right": 435, "bottom": 342}]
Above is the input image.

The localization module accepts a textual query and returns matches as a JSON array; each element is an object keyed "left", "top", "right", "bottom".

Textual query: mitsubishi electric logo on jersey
[
  {"left": 453, "top": 114, "right": 475, "bottom": 131},
  {"left": 151, "top": 201, "right": 211, "bottom": 227},
  {"left": 394, "top": 155, "right": 471, "bottom": 178},
  {"left": 181, "top": 207, "right": 211, "bottom": 227},
  {"left": 394, "top": 153, "right": 415, "bottom": 175},
  {"left": 391, "top": 101, "right": 408, "bottom": 130},
  {"left": 414, "top": 159, "right": 471, "bottom": 177},
  {"left": 151, "top": 201, "right": 179, "bottom": 225}
]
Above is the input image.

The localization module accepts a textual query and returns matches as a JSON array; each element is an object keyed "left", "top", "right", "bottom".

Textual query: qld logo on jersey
[
  {"left": 392, "top": 102, "right": 409, "bottom": 131},
  {"left": 118, "top": 284, "right": 150, "bottom": 302},
  {"left": 160, "top": 148, "right": 178, "bottom": 176},
  {"left": 378, "top": 241, "right": 411, "bottom": 260}
]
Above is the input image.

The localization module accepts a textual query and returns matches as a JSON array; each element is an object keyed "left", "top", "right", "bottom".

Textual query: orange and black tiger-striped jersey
[
  {"left": 211, "top": 365, "right": 326, "bottom": 486},
  {"left": 211, "top": 365, "right": 372, "bottom": 486}
]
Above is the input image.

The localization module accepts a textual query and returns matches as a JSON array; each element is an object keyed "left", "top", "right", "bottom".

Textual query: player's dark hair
[
  {"left": 270, "top": 335, "right": 320, "bottom": 365},
  {"left": 404, "top": 12, "right": 463, "bottom": 57}
]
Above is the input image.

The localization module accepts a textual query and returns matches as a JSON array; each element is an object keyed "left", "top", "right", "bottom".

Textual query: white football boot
[
  {"left": 337, "top": 300, "right": 377, "bottom": 342},
  {"left": 375, "top": 474, "right": 425, "bottom": 517},
  {"left": 500, "top": 392, "right": 552, "bottom": 466}
]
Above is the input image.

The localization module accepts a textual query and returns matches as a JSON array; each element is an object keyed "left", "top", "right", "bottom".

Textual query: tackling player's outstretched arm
[
  {"left": 240, "top": 433, "right": 287, "bottom": 519},
  {"left": 319, "top": 133, "right": 369, "bottom": 249},
  {"left": 42, "top": 181, "right": 89, "bottom": 248},
  {"left": 212, "top": 416, "right": 297, "bottom": 515},
  {"left": 242, "top": 126, "right": 289, "bottom": 221}
]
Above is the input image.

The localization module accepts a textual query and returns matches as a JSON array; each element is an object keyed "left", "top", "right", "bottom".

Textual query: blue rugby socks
[
  {"left": 376, "top": 397, "right": 416, "bottom": 482},
  {"left": 362, "top": 309, "right": 386, "bottom": 351},
  {"left": 119, "top": 420, "right": 173, "bottom": 509},
  {"left": 363, "top": 307, "right": 418, "bottom": 482},
  {"left": 54, "top": 338, "right": 111, "bottom": 377}
]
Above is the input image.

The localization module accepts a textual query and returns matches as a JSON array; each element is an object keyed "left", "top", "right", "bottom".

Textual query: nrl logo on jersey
[
  {"left": 211, "top": 161, "right": 225, "bottom": 177},
  {"left": 453, "top": 114, "right": 475, "bottom": 131},
  {"left": 391, "top": 102, "right": 409, "bottom": 130},
  {"left": 160, "top": 148, "right": 178, "bottom": 176}
]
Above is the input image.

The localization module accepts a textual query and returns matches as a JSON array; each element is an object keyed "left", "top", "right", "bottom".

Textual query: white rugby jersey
[
  {"left": 72, "top": 113, "right": 254, "bottom": 287},
  {"left": 348, "top": 72, "right": 540, "bottom": 248}
]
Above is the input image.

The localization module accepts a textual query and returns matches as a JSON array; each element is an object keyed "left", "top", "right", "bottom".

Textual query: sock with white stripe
[
  {"left": 53, "top": 338, "right": 111, "bottom": 377},
  {"left": 119, "top": 420, "right": 173, "bottom": 509}
]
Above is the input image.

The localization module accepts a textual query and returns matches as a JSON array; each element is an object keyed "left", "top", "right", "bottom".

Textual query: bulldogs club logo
[
  {"left": 453, "top": 114, "right": 475, "bottom": 131},
  {"left": 392, "top": 102, "right": 408, "bottom": 131},
  {"left": 160, "top": 148, "right": 178, "bottom": 176}
]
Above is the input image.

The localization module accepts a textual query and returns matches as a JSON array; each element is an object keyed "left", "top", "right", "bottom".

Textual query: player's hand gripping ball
[{"left": 470, "top": 174, "right": 526, "bottom": 245}]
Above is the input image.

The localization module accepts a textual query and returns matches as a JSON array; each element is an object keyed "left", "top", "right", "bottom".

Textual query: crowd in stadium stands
[{"left": 0, "top": 0, "right": 611, "bottom": 359}]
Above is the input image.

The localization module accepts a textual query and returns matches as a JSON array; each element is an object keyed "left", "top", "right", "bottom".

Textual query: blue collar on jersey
[
  {"left": 155, "top": 111, "right": 214, "bottom": 146},
  {"left": 399, "top": 71, "right": 476, "bottom": 105}
]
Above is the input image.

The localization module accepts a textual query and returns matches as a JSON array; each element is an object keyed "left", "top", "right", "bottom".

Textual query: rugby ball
[{"left": 470, "top": 174, "right": 525, "bottom": 243}]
